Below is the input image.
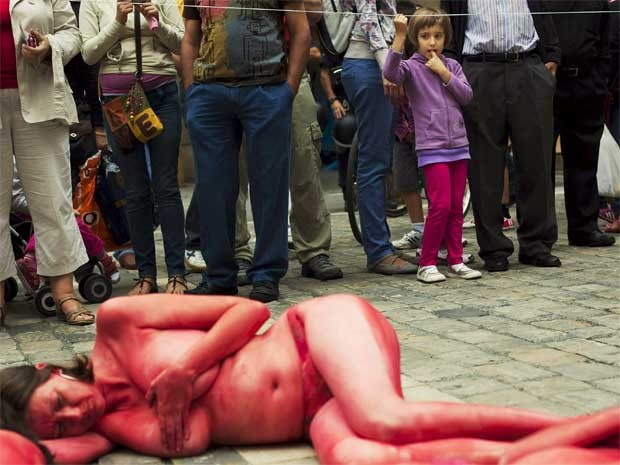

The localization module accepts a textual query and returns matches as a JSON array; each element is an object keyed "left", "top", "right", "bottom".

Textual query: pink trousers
[{"left": 419, "top": 159, "right": 468, "bottom": 267}]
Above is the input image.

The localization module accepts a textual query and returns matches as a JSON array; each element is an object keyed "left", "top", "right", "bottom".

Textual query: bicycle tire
[
  {"left": 462, "top": 181, "right": 472, "bottom": 217},
  {"left": 345, "top": 131, "right": 363, "bottom": 245}
]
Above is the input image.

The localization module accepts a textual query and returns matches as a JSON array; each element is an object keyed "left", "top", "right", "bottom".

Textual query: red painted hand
[{"left": 146, "top": 366, "right": 194, "bottom": 454}]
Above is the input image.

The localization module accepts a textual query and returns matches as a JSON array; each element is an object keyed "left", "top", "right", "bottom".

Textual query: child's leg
[
  {"left": 419, "top": 163, "right": 451, "bottom": 267},
  {"left": 24, "top": 235, "right": 35, "bottom": 255},
  {"left": 403, "top": 192, "right": 424, "bottom": 224},
  {"left": 445, "top": 160, "right": 468, "bottom": 265},
  {"left": 75, "top": 217, "right": 104, "bottom": 257}
]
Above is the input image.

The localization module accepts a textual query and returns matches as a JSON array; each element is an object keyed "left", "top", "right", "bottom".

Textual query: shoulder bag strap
[{"left": 134, "top": 3, "right": 143, "bottom": 81}]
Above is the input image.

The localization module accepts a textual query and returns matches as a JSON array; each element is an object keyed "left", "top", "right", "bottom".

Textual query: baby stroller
[{"left": 6, "top": 213, "right": 113, "bottom": 317}]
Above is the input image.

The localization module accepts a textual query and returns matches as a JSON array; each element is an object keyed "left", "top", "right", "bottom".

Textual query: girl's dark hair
[
  {"left": 407, "top": 7, "right": 453, "bottom": 51},
  {"left": 0, "top": 355, "right": 93, "bottom": 463}
]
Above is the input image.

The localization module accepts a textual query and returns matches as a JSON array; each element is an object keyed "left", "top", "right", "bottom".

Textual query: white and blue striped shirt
[{"left": 463, "top": 0, "right": 539, "bottom": 55}]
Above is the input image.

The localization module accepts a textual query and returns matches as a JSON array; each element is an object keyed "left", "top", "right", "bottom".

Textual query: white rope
[{"left": 78, "top": 0, "right": 619, "bottom": 18}]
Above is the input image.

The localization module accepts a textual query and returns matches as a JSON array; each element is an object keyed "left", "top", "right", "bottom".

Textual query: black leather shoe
[
  {"left": 249, "top": 281, "right": 279, "bottom": 303},
  {"left": 301, "top": 254, "right": 343, "bottom": 281},
  {"left": 236, "top": 258, "right": 252, "bottom": 287},
  {"left": 483, "top": 256, "right": 509, "bottom": 272},
  {"left": 518, "top": 253, "right": 561, "bottom": 267},
  {"left": 569, "top": 230, "right": 616, "bottom": 247},
  {"left": 185, "top": 282, "right": 238, "bottom": 296}
]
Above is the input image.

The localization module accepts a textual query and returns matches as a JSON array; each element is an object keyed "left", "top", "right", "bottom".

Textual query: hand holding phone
[
  {"left": 140, "top": 0, "right": 160, "bottom": 30},
  {"left": 21, "top": 30, "right": 50, "bottom": 65}
]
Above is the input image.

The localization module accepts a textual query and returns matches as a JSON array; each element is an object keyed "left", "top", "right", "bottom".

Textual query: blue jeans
[
  {"left": 342, "top": 58, "right": 394, "bottom": 264},
  {"left": 186, "top": 82, "right": 293, "bottom": 288},
  {"left": 103, "top": 81, "right": 185, "bottom": 278}
]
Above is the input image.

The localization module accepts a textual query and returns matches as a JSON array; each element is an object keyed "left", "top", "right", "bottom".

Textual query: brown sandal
[
  {"left": 165, "top": 275, "right": 187, "bottom": 295},
  {"left": 56, "top": 297, "right": 95, "bottom": 326},
  {"left": 128, "top": 277, "right": 158, "bottom": 296}
]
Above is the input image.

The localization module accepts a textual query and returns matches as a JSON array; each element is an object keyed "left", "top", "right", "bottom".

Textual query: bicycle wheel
[{"left": 345, "top": 131, "right": 363, "bottom": 245}]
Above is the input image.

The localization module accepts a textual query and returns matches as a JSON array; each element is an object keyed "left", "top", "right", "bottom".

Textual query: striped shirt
[{"left": 463, "top": 0, "right": 539, "bottom": 55}]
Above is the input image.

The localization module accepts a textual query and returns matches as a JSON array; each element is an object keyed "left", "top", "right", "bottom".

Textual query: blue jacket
[{"left": 383, "top": 50, "right": 473, "bottom": 151}]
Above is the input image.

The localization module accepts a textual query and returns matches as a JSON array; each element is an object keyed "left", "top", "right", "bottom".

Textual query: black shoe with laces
[
  {"left": 249, "top": 281, "right": 279, "bottom": 303},
  {"left": 301, "top": 254, "right": 344, "bottom": 281},
  {"left": 184, "top": 282, "right": 238, "bottom": 296},
  {"left": 568, "top": 230, "right": 616, "bottom": 247},
  {"left": 236, "top": 258, "right": 252, "bottom": 287}
]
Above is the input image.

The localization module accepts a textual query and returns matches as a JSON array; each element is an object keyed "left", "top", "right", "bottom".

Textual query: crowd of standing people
[{"left": 1, "top": 0, "right": 619, "bottom": 324}]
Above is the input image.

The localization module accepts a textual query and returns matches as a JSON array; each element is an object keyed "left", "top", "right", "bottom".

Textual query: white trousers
[{"left": 0, "top": 88, "right": 88, "bottom": 280}]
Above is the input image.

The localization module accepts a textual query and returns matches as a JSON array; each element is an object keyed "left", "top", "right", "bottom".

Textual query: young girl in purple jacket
[{"left": 383, "top": 7, "right": 481, "bottom": 283}]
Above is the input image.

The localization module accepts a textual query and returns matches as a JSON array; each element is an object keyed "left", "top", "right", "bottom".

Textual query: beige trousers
[{"left": 0, "top": 89, "right": 88, "bottom": 280}]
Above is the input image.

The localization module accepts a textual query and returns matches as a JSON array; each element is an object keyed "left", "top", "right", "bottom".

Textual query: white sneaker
[
  {"left": 463, "top": 218, "right": 476, "bottom": 229},
  {"left": 417, "top": 265, "right": 446, "bottom": 283},
  {"left": 446, "top": 263, "right": 482, "bottom": 280},
  {"left": 185, "top": 249, "right": 207, "bottom": 272},
  {"left": 393, "top": 230, "right": 423, "bottom": 250}
]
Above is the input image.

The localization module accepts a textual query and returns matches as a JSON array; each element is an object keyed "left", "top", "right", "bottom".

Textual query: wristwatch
[{"left": 328, "top": 97, "right": 338, "bottom": 104}]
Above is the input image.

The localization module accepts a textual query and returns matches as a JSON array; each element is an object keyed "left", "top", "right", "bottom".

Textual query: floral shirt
[{"left": 342, "top": 0, "right": 396, "bottom": 52}]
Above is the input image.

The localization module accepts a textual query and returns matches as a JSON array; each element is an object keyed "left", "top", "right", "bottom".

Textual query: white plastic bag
[{"left": 597, "top": 125, "right": 620, "bottom": 198}]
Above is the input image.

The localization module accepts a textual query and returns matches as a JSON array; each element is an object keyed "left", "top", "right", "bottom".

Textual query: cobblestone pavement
[{"left": 1, "top": 171, "right": 619, "bottom": 464}]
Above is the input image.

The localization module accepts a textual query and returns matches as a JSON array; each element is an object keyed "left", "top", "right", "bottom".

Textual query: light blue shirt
[{"left": 463, "top": 0, "right": 539, "bottom": 55}]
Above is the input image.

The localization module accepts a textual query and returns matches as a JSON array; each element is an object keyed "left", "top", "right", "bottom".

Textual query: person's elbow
[
  {"left": 462, "top": 87, "right": 474, "bottom": 105},
  {"left": 80, "top": 47, "right": 98, "bottom": 66}
]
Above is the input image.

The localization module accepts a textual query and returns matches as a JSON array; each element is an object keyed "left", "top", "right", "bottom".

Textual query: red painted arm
[{"left": 40, "top": 432, "right": 114, "bottom": 465}]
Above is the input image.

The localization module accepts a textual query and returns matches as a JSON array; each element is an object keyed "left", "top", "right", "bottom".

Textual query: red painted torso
[{"left": 90, "top": 311, "right": 305, "bottom": 451}]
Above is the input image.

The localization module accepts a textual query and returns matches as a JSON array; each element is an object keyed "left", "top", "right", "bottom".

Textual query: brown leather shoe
[{"left": 367, "top": 253, "right": 418, "bottom": 275}]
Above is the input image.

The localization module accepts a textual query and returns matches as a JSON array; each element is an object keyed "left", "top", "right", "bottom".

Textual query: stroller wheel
[
  {"left": 35, "top": 286, "right": 56, "bottom": 317},
  {"left": 4, "top": 277, "right": 18, "bottom": 303},
  {"left": 79, "top": 274, "right": 112, "bottom": 304}
]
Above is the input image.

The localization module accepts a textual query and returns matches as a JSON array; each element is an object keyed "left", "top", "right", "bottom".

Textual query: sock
[
  {"left": 412, "top": 222, "right": 424, "bottom": 234},
  {"left": 451, "top": 263, "right": 465, "bottom": 271}
]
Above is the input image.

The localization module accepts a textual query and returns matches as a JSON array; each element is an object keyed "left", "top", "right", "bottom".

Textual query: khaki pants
[
  {"left": 0, "top": 89, "right": 88, "bottom": 280},
  {"left": 236, "top": 75, "right": 331, "bottom": 264}
]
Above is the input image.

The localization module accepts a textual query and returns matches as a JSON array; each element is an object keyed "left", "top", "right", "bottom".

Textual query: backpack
[{"left": 316, "top": 0, "right": 357, "bottom": 57}]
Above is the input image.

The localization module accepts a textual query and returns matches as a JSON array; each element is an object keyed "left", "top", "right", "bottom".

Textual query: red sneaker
[
  {"left": 502, "top": 217, "right": 515, "bottom": 230},
  {"left": 96, "top": 251, "right": 120, "bottom": 284},
  {"left": 15, "top": 253, "right": 40, "bottom": 292}
]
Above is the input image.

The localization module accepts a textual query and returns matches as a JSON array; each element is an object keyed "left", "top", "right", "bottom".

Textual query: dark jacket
[
  {"left": 549, "top": 0, "right": 610, "bottom": 97},
  {"left": 440, "top": 0, "right": 562, "bottom": 65}
]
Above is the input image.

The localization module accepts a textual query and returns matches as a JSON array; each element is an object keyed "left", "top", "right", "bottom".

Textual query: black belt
[
  {"left": 558, "top": 65, "right": 589, "bottom": 78},
  {"left": 463, "top": 50, "right": 536, "bottom": 63}
]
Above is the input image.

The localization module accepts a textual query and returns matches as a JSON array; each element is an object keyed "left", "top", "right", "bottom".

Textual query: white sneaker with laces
[
  {"left": 417, "top": 265, "right": 446, "bottom": 283},
  {"left": 393, "top": 230, "right": 423, "bottom": 250},
  {"left": 446, "top": 263, "right": 482, "bottom": 280},
  {"left": 185, "top": 249, "right": 207, "bottom": 272}
]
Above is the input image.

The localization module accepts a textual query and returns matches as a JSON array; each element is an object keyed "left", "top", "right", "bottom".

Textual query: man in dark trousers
[
  {"left": 551, "top": 0, "right": 615, "bottom": 248},
  {"left": 441, "top": 0, "right": 561, "bottom": 271}
]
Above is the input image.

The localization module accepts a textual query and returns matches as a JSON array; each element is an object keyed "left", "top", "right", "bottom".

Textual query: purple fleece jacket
[{"left": 383, "top": 50, "right": 473, "bottom": 151}]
